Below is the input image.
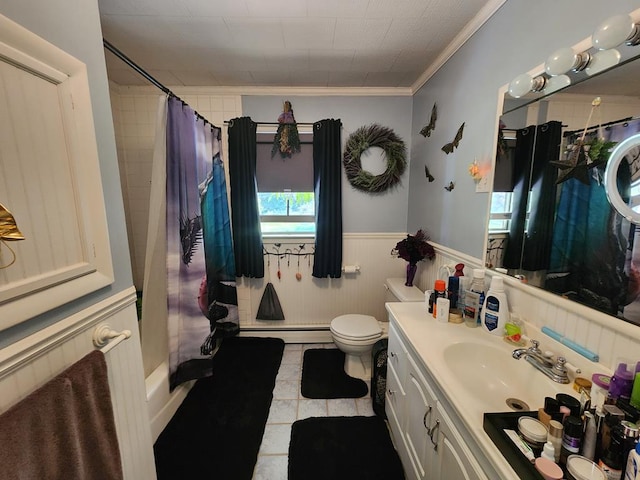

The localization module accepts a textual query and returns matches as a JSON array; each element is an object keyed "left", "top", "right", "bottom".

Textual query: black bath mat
[
  {"left": 288, "top": 416, "right": 405, "bottom": 480},
  {"left": 301, "top": 348, "right": 368, "bottom": 398},
  {"left": 154, "top": 336, "right": 284, "bottom": 480}
]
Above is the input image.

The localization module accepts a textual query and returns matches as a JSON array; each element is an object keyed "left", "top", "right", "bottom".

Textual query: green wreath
[{"left": 343, "top": 124, "right": 407, "bottom": 193}]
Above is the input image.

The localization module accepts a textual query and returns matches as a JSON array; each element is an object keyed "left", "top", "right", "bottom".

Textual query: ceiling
[{"left": 98, "top": 0, "right": 501, "bottom": 91}]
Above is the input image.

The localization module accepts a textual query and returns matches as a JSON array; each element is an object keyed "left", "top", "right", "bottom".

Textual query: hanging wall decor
[
  {"left": 444, "top": 181, "right": 455, "bottom": 192},
  {"left": 442, "top": 122, "right": 465, "bottom": 154},
  {"left": 419, "top": 103, "right": 437, "bottom": 137},
  {"left": 343, "top": 124, "right": 407, "bottom": 193},
  {"left": 424, "top": 165, "right": 435, "bottom": 182},
  {"left": 271, "top": 100, "right": 301, "bottom": 159}
]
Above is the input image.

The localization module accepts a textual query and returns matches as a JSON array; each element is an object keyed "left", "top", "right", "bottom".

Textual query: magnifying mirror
[{"left": 604, "top": 132, "right": 640, "bottom": 224}]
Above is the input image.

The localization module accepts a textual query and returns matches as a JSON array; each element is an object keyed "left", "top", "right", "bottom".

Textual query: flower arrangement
[{"left": 392, "top": 230, "right": 435, "bottom": 265}]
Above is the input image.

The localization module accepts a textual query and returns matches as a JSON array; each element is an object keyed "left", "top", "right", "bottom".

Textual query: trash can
[{"left": 371, "top": 338, "right": 388, "bottom": 418}]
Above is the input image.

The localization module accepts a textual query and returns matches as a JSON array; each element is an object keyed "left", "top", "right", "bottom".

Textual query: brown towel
[{"left": 0, "top": 350, "right": 123, "bottom": 480}]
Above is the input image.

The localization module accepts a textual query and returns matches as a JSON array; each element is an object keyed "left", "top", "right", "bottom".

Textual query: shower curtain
[
  {"left": 547, "top": 119, "right": 640, "bottom": 317},
  {"left": 141, "top": 95, "right": 237, "bottom": 390}
]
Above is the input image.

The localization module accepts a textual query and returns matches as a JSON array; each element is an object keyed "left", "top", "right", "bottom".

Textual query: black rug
[
  {"left": 288, "top": 416, "right": 405, "bottom": 480},
  {"left": 301, "top": 348, "right": 368, "bottom": 399},
  {"left": 153, "top": 336, "right": 285, "bottom": 480}
]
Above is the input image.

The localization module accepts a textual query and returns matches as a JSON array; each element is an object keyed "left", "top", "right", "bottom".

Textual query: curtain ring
[{"left": 228, "top": 119, "right": 235, "bottom": 128}]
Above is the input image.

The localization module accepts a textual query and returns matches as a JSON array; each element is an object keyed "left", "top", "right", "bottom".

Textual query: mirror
[{"left": 487, "top": 41, "right": 640, "bottom": 326}]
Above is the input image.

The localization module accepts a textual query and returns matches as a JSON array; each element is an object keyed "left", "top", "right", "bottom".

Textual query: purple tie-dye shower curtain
[{"left": 166, "top": 97, "right": 238, "bottom": 389}]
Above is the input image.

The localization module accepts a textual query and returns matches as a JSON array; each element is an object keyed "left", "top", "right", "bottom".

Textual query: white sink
[{"left": 442, "top": 341, "right": 572, "bottom": 413}]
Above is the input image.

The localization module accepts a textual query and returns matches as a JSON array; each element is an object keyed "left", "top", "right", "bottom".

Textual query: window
[
  {"left": 488, "top": 191, "right": 531, "bottom": 232},
  {"left": 256, "top": 131, "right": 315, "bottom": 237},
  {"left": 488, "top": 192, "right": 513, "bottom": 232}
]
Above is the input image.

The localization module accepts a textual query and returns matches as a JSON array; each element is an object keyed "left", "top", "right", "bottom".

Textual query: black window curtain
[
  {"left": 228, "top": 117, "right": 264, "bottom": 278},
  {"left": 312, "top": 119, "right": 343, "bottom": 278},
  {"left": 503, "top": 125, "right": 536, "bottom": 269},
  {"left": 521, "top": 120, "right": 562, "bottom": 271},
  {"left": 503, "top": 121, "right": 562, "bottom": 270}
]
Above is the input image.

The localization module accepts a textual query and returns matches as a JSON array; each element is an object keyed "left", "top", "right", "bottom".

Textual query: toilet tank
[{"left": 385, "top": 278, "right": 424, "bottom": 302}]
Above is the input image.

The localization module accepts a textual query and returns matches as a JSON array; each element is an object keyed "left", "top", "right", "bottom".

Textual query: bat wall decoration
[
  {"left": 419, "top": 103, "right": 437, "bottom": 137},
  {"left": 444, "top": 181, "right": 455, "bottom": 192},
  {"left": 424, "top": 165, "right": 435, "bottom": 182},
  {"left": 442, "top": 122, "right": 465, "bottom": 154}
]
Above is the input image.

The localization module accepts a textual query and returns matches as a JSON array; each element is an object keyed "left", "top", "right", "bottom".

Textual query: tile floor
[{"left": 251, "top": 343, "right": 376, "bottom": 480}]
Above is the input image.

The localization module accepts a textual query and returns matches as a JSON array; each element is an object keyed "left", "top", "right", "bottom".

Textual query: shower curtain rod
[
  {"left": 563, "top": 115, "right": 637, "bottom": 137},
  {"left": 224, "top": 121, "right": 317, "bottom": 127},
  {"left": 103, "top": 39, "right": 219, "bottom": 132}
]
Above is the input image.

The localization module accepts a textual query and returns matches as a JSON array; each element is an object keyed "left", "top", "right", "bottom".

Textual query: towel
[{"left": 0, "top": 350, "right": 123, "bottom": 480}]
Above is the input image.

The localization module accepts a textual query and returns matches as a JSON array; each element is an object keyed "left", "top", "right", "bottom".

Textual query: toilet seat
[{"left": 330, "top": 314, "right": 382, "bottom": 342}]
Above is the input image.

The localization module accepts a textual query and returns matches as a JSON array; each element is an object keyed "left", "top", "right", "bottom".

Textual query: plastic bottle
[
  {"left": 432, "top": 280, "right": 447, "bottom": 318},
  {"left": 599, "top": 423, "right": 625, "bottom": 480},
  {"left": 610, "top": 362, "right": 635, "bottom": 402},
  {"left": 624, "top": 442, "right": 640, "bottom": 480},
  {"left": 560, "top": 416, "right": 583, "bottom": 466},
  {"left": 465, "top": 268, "right": 484, "bottom": 326},
  {"left": 582, "top": 411, "right": 597, "bottom": 461},
  {"left": 447, "top": 275, "right": 459, "bottom": 310},
  {"left": 541, "top": 441, "right": 556, "bottom": 462},
  {"left": 482, "top": 276, "right": 509, "bottom": 336}
]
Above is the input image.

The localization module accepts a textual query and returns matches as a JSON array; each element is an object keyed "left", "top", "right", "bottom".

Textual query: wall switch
[{"left": 475, "top": 175, "right": 490, "bottom": 193}]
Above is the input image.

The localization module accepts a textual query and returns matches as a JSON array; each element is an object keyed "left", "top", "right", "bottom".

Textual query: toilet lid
[{"left": 330, "top": 314, "right": 381, "bottom": 340}]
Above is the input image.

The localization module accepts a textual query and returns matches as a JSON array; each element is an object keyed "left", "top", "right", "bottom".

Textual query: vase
[{"left": 405, "top": 263, "right": 417, "bottom": 287}]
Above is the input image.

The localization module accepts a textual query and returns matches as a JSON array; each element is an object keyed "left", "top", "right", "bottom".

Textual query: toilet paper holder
[{"left": 342, "top": 265, "right": 360, "bottom": 273}]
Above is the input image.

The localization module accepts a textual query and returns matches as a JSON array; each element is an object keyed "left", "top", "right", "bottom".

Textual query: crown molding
[{"left": 109, "top": 83, "right": 413, "bottom": 97}]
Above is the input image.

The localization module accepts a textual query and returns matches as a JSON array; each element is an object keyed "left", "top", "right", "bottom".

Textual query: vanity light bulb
[
  {"left": 545, "top": 47, "right": 577, "bottom": 76},
  {"left": 543, "top": 74, "right": 571, "bottom": 95},
  {"left": 508, "top": 73, "right": 546, "bottom": 98},
  {"left": 585, "top": 48, "right": 621, "bottom": 76},
  {"left": 592, "top": 14, "right": 634, "bottom": 50},
  {"left": 508, "top": 73, "right": 534, "bottom": 98}
]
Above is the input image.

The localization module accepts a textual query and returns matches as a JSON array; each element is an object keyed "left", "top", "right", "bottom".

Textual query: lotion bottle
[{"left": 482, "top": 276, "right": 509, "bottom": 336}]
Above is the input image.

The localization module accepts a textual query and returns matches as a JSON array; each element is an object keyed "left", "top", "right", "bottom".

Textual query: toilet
[{"left": 330, "top": 277, "right": 424, "bottom": 379}]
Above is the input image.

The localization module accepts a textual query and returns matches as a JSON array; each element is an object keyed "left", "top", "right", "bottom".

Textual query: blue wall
[{"left": 242, "top": 95, "right": 413, "bottom": 233}]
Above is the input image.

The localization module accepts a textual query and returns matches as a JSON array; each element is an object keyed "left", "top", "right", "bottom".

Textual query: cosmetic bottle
[
  {"left": 482, "top": 276, "right": 509, "bottom": 336},
  {"left": 432, "top": 280, "right": 446, "bottom": 318},
  {"left": 447, "top": 275, "right": 459, "bottom": 309},
  {"left": 599, "top": 423, "right": 625, "bottom": 480},
  {"left": 583, "top": 411, "right": 597, "bottom": 461},
  {"left": 624, "top": 442, "right": 640, "bottom": 480},
  {"left": 560, "top": 416, "right": 583, "bottom": 466},
  {"left": 464, "top": 269, "right": 485, "bottom": 327},
  {"left": 548, "top": 419, "right": 563, "bottom": 464},
  {"left": 611, "top": 362, "right": 636, "bottom": 402}
]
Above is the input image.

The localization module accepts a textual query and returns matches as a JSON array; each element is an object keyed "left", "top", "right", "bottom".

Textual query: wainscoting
[{"left": 0, "top": 288, "right": 156, "bottom": 479}]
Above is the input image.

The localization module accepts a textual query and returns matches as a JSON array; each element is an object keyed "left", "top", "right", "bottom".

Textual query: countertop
[{"left": 385, "top": 301, "right": 581, "bottom": 479}]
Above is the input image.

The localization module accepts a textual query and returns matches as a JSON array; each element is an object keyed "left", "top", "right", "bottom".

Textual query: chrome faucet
[{"left": 512, "top": 340, "right": 570, "bottom": 384}]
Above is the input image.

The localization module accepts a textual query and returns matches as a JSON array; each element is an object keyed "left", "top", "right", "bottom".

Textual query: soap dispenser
[{"left": 482, "top": 276, "right": 509, "bottom": 336}]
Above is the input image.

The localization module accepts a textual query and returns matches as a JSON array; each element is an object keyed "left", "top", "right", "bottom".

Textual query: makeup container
[
  {"left": 518, "top": 416, "right": 549, "bottom": 456},
  {"left": 566, "top": 455, "right": 606, "bottom": 480}
]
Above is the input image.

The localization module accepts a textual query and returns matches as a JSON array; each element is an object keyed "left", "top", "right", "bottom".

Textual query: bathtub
[{"left": 145, "top": 361, "right": 195, "bottom": 441}]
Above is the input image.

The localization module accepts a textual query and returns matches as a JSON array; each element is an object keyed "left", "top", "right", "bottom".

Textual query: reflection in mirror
[
  {"left": 604, "top": 133, "right": 640, "bottom": 224},
  {"left": 487, "top": 49, "right": 640, "bottom": 326}
]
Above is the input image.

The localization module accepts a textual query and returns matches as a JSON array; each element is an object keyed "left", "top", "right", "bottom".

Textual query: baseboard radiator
[{"left": 0, "top": 288, "right": 156, "bottom": 480}]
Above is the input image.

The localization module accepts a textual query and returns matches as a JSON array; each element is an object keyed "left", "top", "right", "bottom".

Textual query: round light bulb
[
  {"left": 585, "top": 48, "right": 621, "bottom": 76},
  {"left": 592, "top": 14, "right": 634, "bottom": 50},
  {"left": 543, "top": 74, "right": 571, "bottom": 95},
  {"left": 545, "top": 47, "right": 577, "bottom": 76},
  {"left": 508, "top": 73, "right": 534, "bottom": 98}
]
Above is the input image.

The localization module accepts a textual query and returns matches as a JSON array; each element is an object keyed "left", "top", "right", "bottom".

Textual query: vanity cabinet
[{"left": 386, "top": 322, "right": 488, "bottom": 480}]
